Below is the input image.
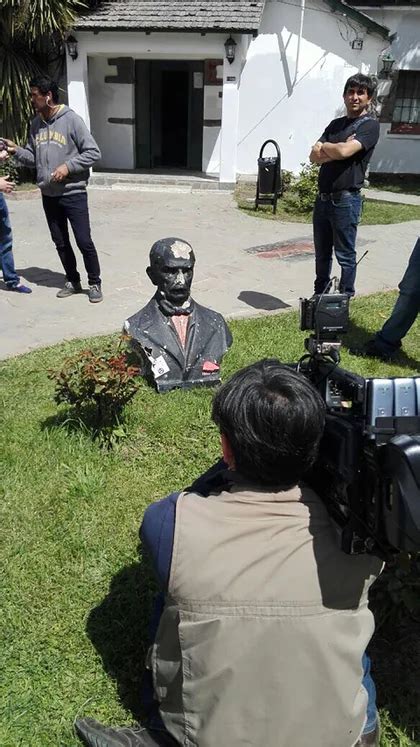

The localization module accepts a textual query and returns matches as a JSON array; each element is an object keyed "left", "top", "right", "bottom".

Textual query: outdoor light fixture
[
  {"left": 224, "top": 36, "right": 237, "bottom": 64},
  {"left": 380, "top": 50, "right": 395, "bottom": 76},
  {"left": 66, "top": 35, "right": 78, "bottom": 61}
]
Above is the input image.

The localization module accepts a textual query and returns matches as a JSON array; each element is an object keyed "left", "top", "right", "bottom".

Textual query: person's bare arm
[
  {"left": 309, "top": 141, "right": 334, "bottom": 164},
  {"left": 320, "top": 137, "right": 363, "bottom": 161}
]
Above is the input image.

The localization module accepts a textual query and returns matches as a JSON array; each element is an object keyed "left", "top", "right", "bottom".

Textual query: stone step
[{"left": 90, "top": 171, "right": 233, "bottom": 192}]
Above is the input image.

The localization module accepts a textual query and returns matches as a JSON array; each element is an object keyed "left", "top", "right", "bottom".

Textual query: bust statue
[{"left": 124, "top": 237, "right": 232, "bottom": 392}]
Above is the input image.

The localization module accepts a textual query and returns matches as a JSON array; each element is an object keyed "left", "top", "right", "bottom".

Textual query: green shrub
[
  {"left": 0, "top": 157, "right": 20, "bottom": 184},
  {"left": 284, "top": 162, "right": 319, "bottom": 213},
  {"left": 280, "top": 169, "right": 294, "bottom": 194},
  {"left": 49, "top": 346, "right": 140, "bottom": 446}
]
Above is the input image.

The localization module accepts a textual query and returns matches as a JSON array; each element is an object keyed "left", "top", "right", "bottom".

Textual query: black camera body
[
  {"left": 300, "top": 292, "right": 349, "bottom": 358},
  {"left": 298, "top": 293, "right": 420, "bottom": 559}
]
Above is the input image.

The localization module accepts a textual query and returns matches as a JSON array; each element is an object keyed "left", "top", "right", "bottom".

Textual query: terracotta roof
[{"left": 75, "top": 0, "right": 266, "bottom": 32}]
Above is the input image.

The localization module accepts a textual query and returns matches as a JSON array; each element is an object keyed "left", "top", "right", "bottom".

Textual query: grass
[
  {"left": 369, "top": 174, "right": 420, "bottom": 197},
  {"left": 1, "top": 294, "right": 420, "bottom": 746},
  {"left": 236, "top": 183, "right": 420, "bottom": 224}
]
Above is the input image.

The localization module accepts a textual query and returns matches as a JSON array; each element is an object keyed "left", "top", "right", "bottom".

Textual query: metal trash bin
[
  {"left": 258, "top": 156, "right": 279, "bottom": 194},
  {"left": 255, "top": 140, "right": 282, "bottom": 214}
]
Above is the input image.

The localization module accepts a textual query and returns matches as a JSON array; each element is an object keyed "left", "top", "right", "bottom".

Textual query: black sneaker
[
  {"left": 74, "top": 717, "right": 175, "bottom": 746},
  {"left": 349, "top": 339, "right": 395, "bottom": 361},
  {"left": 88, "top": 283, "right": 103, "bottom": 304},
  {"left": 56, "top": 281, "right": 82, "bottom": 298}
]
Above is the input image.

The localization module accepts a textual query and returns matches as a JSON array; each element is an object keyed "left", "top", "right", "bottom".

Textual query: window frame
[{"left": 391, "top": 70, "right": 420, "bottom": 135}]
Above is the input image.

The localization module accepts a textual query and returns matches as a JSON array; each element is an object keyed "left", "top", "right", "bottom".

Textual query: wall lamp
[
  {"left": 224, "top": 36, "right": 237, "bottom": 65},
  {"left": 380, "top": 50, "right": 395, "bottom": 77},
  {"left": 66, "top": 35, "right": 79, "bottom": 61}
]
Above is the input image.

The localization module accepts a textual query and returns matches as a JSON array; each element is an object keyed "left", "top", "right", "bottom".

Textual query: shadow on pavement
[
  {"left": 18, "top": 266, "right": 66, "bottom": 288},
  {"left": 238, "top": 290, "right": 291, "bottom": 311}
]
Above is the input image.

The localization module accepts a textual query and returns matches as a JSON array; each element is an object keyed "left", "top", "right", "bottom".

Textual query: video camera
[{"left": 298, "top": 286, "right": 420, "bottom": 560}]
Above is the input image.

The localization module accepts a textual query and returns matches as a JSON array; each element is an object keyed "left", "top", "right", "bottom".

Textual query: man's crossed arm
[{"left": 310, "top": 134, "right": 362, "bottom": 164}]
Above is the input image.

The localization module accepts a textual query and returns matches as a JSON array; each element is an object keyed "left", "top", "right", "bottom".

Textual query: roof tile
[{"left": 75, "top": 0, "right": 266, "bottom": 31}]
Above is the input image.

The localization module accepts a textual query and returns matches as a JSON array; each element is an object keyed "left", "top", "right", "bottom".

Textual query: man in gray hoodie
[{"left": 5, "top": 76, "right": 103, "bottom": 303}]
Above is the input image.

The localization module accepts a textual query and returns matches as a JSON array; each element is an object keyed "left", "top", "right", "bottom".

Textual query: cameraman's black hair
[
  {"left": 212, "top": 359, "right": 326, "bottom": 489},
  {"left": 343, "top": 73, "right": 376, "bottom": 99},
  {"left": 29, "top": 76, "right": 59, "bottom": 104}
]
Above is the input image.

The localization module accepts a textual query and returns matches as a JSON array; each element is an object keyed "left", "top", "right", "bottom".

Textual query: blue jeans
[
  {"left": 313, "top": 191, "right": 362, "bottom": 296},
  {"left": 0, "top": 193, "right": 19, "bottom": 287},
  {"left": 375, "top": 237, "right": 420, "bottom": 355},
  {"left": 362, "top": 653, "right": 378, "bottom": 735}
]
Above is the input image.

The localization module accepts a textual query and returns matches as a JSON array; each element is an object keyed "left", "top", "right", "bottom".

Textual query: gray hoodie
[{"left": 14, "top": 105, "right": 101, "bottom": 197}]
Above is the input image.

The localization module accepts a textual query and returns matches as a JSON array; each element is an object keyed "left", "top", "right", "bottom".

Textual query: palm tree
[{"left": 0, "top": 0, "right": 81, "bottom": 142}]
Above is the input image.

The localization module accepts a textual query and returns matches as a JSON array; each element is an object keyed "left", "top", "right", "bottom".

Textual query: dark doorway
[
  {"left": 161, "top": 70, "right": 188, "bottom": 167},
  {"left": 135, "top": 60, "right": 204, "bottom": 171}
]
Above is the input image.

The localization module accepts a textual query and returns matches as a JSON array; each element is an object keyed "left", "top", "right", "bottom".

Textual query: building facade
[
  {"left": 68, "top": 0, "right": 389, "bottom": 183},
  {"left": 348, "top": 0, "right": 420, "bottom": 175}
]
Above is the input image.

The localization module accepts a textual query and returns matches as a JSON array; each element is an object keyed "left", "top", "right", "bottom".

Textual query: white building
[
  {"left": 68, "top": 0, "right": 389, "bottom": 183},
  {"left": 347, "top": 0, "right": 420, "bottom": 175}
]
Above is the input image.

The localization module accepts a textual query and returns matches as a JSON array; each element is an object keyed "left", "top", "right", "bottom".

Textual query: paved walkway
[
  {"left": 1, "top": 188, "right": 420, "bottom": 360},
  {"left": 363, "top": 188, "right": 420, "bottom": 206}
]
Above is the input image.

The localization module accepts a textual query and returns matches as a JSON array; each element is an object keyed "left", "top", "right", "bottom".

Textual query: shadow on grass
[
  {"left": 86, "top": 549, "right": 158, "bottom": 721},
  {"left": 370, "top": 616, "right": 420, "bottom": 743},
  {"left": 42, "top": 407, "right": 104, "bottom": 441},
  {"left": 342, "top": 319, "right": 420, "bottom": 370}
]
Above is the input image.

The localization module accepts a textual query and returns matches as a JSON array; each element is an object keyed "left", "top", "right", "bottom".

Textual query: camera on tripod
[
  {"left": 300, "top": 285, "right": 349, "bottom": 359},
  {"left": 297, "top": 286, "right": 420, "bottom": 560}
]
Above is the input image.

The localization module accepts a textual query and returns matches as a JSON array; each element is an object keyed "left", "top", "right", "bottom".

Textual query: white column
[
  {"left": 66, "top": 48, "right": 90, "bottom": 127},
  {"left": 219, "top": 43, "right": 241, "bottom": 184}
]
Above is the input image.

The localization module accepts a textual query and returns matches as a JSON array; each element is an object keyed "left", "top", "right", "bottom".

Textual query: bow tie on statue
[{"left": 158, "top": 295, "right": 193, "bottom": 317}]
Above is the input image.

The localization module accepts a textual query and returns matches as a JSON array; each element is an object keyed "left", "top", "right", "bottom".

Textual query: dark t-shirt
[{"left": 318, "top": 115, "right": 380, "bottom": 193}]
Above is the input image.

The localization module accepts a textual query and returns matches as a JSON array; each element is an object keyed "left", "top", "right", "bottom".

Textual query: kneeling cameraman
[{"left": 76, "top": 360, "right": 382, "bottom": 747}]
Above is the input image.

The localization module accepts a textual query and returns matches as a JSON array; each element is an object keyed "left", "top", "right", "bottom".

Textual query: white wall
[
  {"left": 237, "top": 0, "right": 384, "bottom": 174},
  {"left": 358, "top": 8, "right": 420, "bottom": 174},
  {"left": 70, "top": 32, "right": 227, "bottom": 173},
  {"left": 88, "top": 57, "right": 135, "bottom": 169}
]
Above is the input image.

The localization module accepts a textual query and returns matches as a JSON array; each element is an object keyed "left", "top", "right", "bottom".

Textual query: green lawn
[
  {"left": 369, "top": 174, "right": 420, "bottom": 197},
  {"left": 236, "top": 183, "right": 420, "bottom": 224},
  {"left": 1, "top": 293, "right": 420, "bottom": 746}
]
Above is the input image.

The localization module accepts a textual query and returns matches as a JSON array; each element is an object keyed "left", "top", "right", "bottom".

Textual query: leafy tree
[{"left": 0, "top": 0, "right": 81, "bottom": 142}]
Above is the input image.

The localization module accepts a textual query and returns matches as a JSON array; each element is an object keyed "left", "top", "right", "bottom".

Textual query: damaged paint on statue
[{"left": 124, "top": 237, "right": 232, "bottom": 392}]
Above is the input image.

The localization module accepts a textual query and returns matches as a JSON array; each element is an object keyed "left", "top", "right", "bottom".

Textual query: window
[{"left": 392, "top": 71, "right": 420, "bottom": 134}]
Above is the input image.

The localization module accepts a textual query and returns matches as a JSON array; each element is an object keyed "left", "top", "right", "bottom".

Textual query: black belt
[{"left": 319, "top": 189, "right": 361, "bottom": 201}]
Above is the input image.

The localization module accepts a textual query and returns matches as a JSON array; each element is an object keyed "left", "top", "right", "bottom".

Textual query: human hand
[
  {"left": 0, "top": 176, "right": 16, "bottom": 194},
  {"left": 50, "top": 163, "right": 69, "bottom": 182},
  {"left": 3, "top": 138, "right": 17, "bottom": 154},
  {"left": 0, "top": 149, "right": 9, "bottom": 161},
  {"left": 346, "top": 134, "right": 356, "bottom": 141}
]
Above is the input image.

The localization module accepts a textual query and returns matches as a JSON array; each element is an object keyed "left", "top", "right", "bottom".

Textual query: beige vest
[{"left": 148, "top": 483, "right": 382, "bottom": 747}]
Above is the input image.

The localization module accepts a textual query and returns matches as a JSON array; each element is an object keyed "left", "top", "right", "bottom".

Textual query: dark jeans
[
  {"left": 375, "top": 237, "right": 420, "bottom": 354},
  {"left": 42, "top": 191, "right": 101, "bottom": 286},
  {"left": 313, "top": 191, "right": 362, "bottom": 296}
]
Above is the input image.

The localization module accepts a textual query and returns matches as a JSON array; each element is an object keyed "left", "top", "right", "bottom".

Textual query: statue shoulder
[
  {"left": 193, "top": 301, "right": 230, "bottom": 328},
  {"left": 125, "top": 297, "right": 160, "bottom": 331}
]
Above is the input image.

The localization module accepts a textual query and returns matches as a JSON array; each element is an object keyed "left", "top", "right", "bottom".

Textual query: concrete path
[
  {"left": 1, "top": 188, "right": 420, "bottom": 360},
  {"left": 363, "top": 188, "right": 420, "bottom": 206}
]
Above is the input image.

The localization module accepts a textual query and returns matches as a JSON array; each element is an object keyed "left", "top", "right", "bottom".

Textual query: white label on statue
[{"left": 152, "top": 355, "right": 170, "bottom": 378}]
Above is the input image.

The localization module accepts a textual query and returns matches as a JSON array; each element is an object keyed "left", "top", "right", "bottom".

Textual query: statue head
[{"left": 147, "top": 237, "right": 196, "bottom": 308}]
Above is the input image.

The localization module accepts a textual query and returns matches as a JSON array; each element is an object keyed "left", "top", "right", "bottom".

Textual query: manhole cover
[{"left": 245, "top": 238, "right": 314, "bottom": 259}]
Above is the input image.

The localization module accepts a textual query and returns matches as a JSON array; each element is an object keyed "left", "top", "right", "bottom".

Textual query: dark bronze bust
[{"left": 124, "top": 237, "right": 232, "bottom": 392}]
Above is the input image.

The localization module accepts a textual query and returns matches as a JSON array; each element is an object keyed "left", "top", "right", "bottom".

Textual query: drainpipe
[{"left": 293, "top": 0, "right": 305, "bottom": 86}]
